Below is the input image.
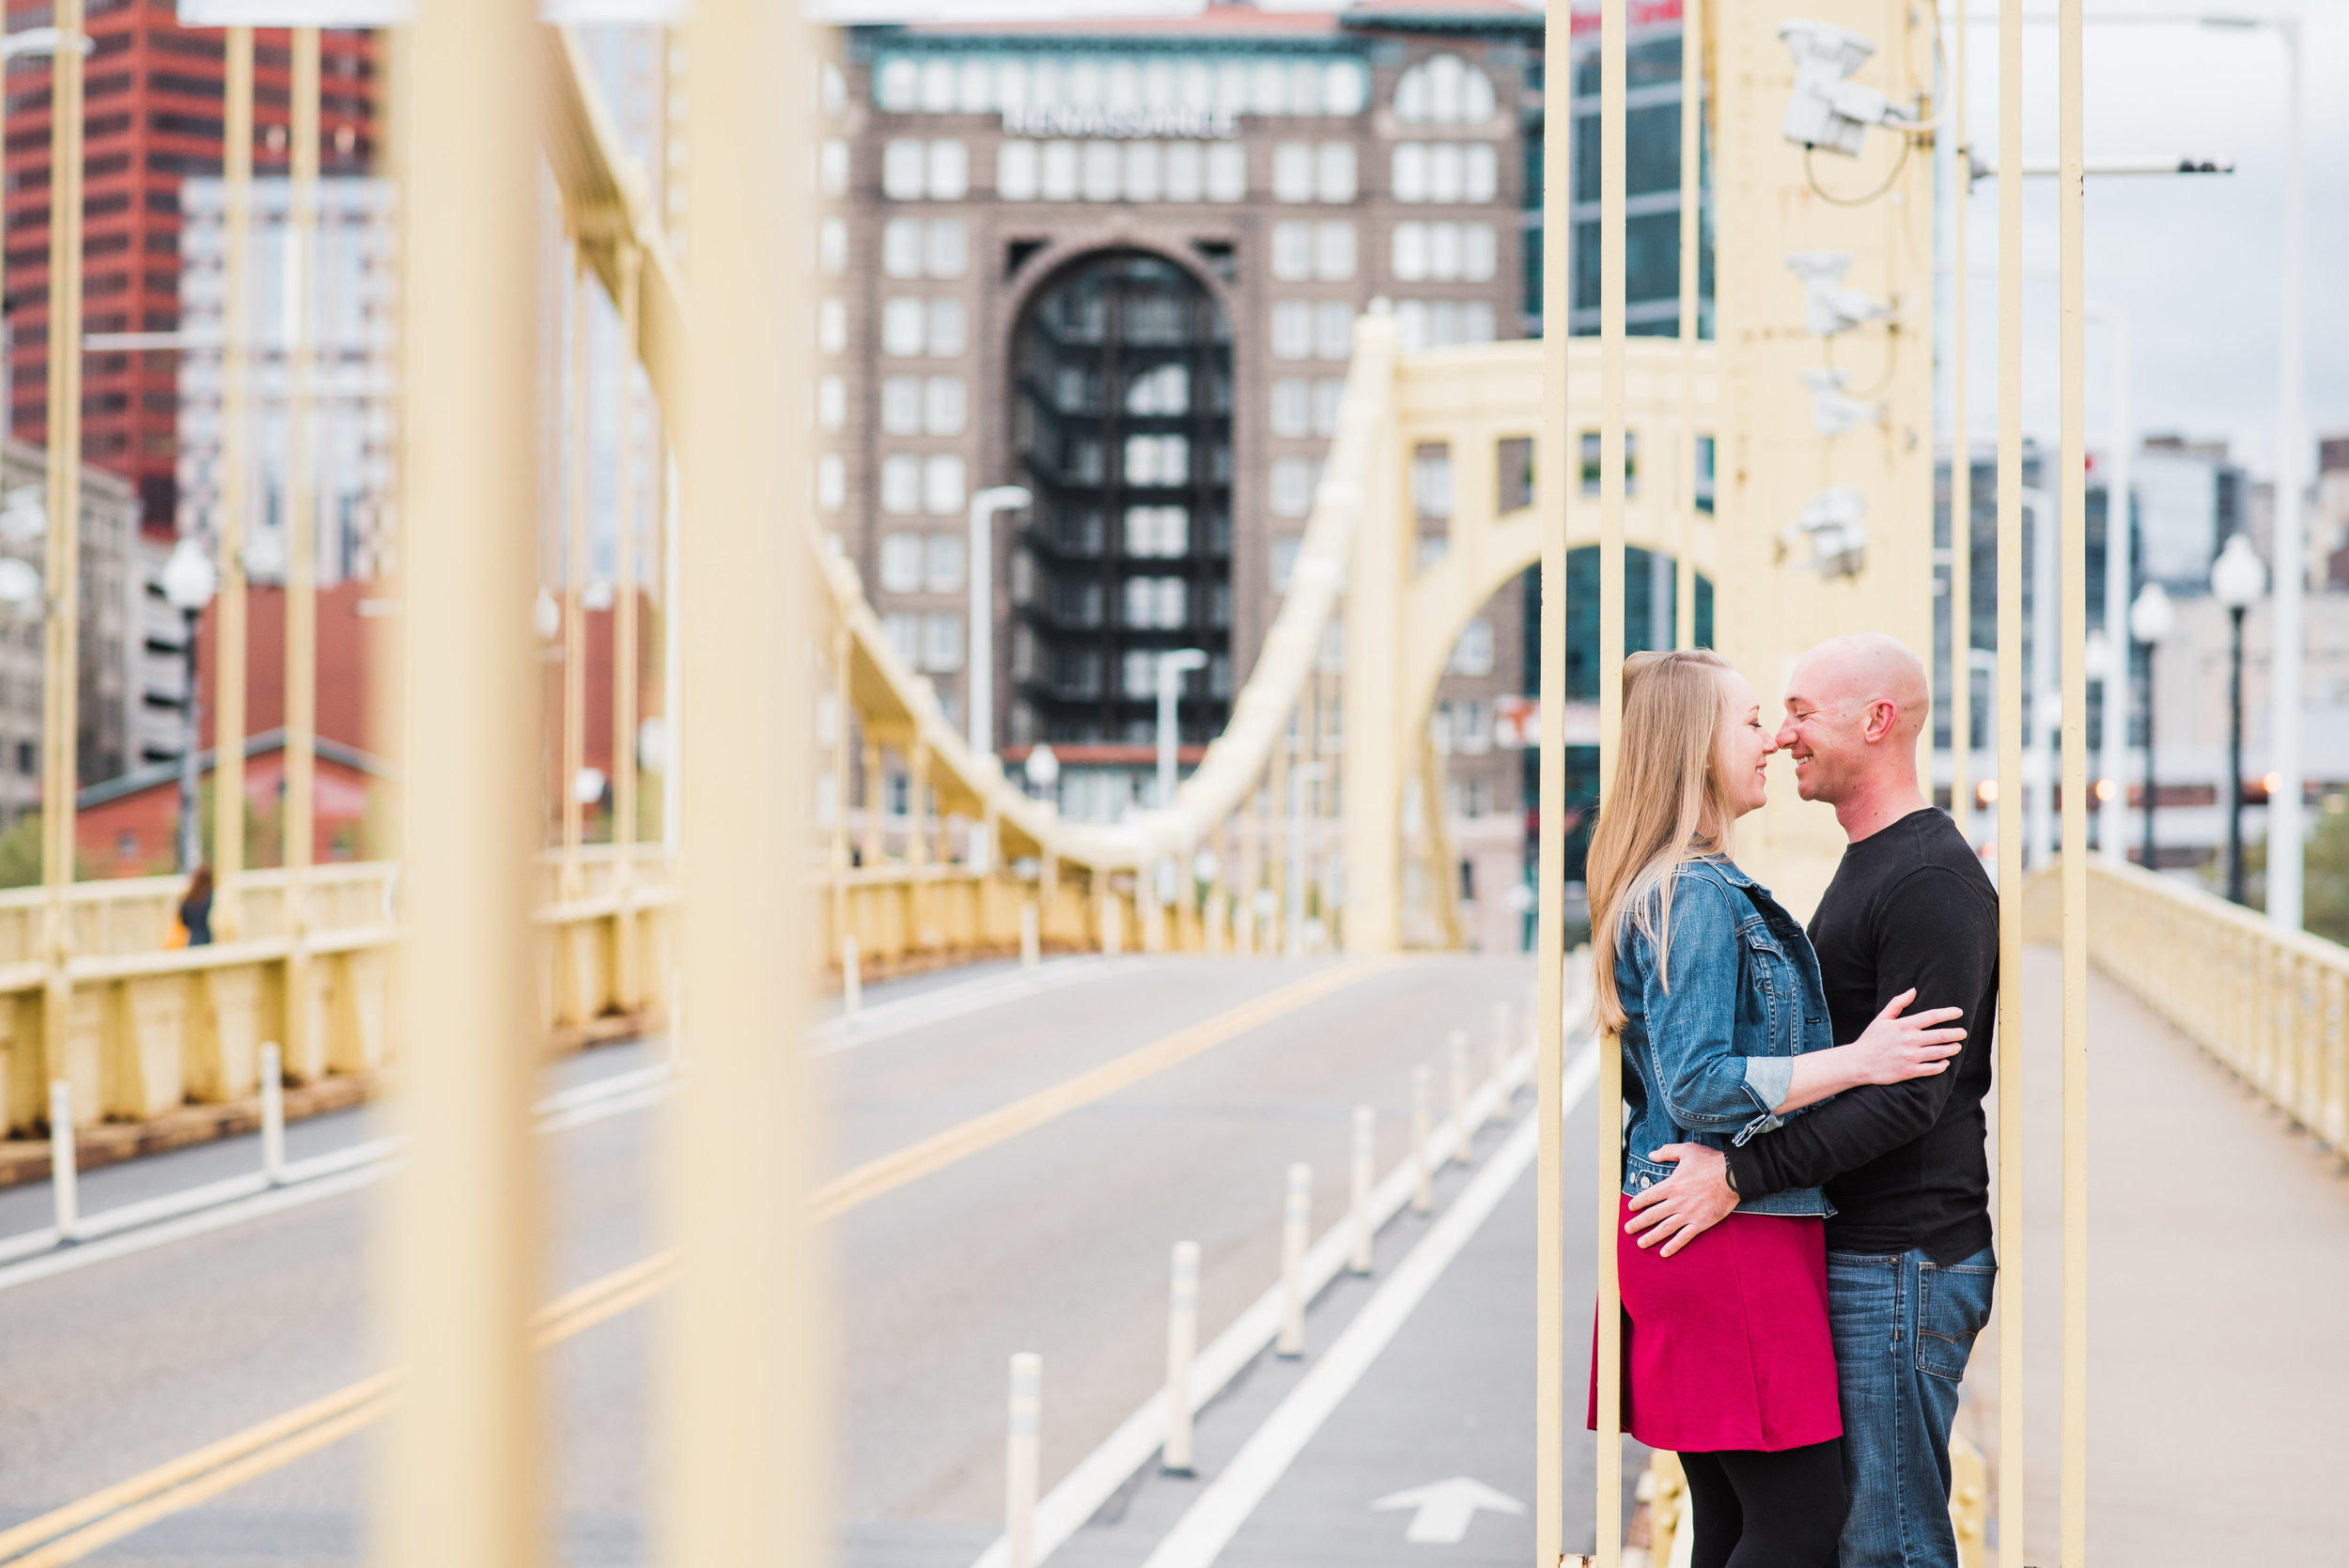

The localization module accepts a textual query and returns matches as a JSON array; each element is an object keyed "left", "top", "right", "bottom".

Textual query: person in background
[{"left": 179, "top": 865, "right": 214, "bottom": 947}]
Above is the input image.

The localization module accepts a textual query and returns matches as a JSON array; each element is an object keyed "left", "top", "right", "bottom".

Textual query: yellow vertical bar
[
  {"left": 614, "top": 244, "right": 643, "bottom": 1004},
  {"left": 1949, "top": 2, "right": 1971, "bottom": 845},
  {"left": 1674, "top": 0, "right": 1700, "bottom": 653},
  {"left": 40, "top": 0, "right": 86, "bottom": 1095},
  {"left": 284, "top": 27, "right": 319, "bottom": 1067},
  {"left": 1595, "top": 0, "right": 1628, "bottom": 1562},
  {"left": 214, "top": 26, "right": 253, "bottom": 939},
  {"left": 562, "top": 256, "right": 590, "bottom": 898},
  {"left": 660, "top": 0, "right": 823, "bottom": 1558},
  {"left": 2057, "top": 2, "right": 2089, "bottom": 1561},
  {"left": 379, "top": 0, "right": 542, "bottom": 1560},
  {"left": 1994, "top": 0, "right": 2027, "bottom": 1560},
  {"left": 1533, "top": 0, "right": 1571, "bottom": 1559}
]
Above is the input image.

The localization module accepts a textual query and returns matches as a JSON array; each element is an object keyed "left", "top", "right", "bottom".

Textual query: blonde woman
[{"left": 1585, "top": 650, "right": 1965, "bottom": 1568}]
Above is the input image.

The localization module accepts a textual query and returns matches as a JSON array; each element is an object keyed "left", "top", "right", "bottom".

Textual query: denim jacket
[{"left": 1610, "top": 856, "right": 1836, "bottom": 1217}]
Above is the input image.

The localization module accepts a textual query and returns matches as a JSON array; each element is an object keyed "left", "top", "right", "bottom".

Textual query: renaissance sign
[{"left": 999, "top": 106, "right": 1238, "bottom": 141}]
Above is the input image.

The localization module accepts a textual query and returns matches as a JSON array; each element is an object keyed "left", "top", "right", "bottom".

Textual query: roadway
[{"left": 0, "top": 953, "right": 1592, "bottom": 1566}]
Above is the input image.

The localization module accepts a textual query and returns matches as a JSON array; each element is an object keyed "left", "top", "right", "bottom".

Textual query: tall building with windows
[
  {"left": 2, "top": 17, "right": 379, "bottom": 536},
  {"left": 821, "top": 1, "right": 1707, "bottom": 891}
]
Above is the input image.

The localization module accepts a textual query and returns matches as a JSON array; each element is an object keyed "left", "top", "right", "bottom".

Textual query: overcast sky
[{"left": 815, "top": 0, "right": 2344, "bottom": 485}]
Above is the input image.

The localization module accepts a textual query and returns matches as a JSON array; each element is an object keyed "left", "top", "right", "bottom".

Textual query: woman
[
  {"left": 179, "top": 865, "right": 214, "bottom": 947},
  {"left": 1586, "top": 650, "right": 1964, "bottom": 1568}
]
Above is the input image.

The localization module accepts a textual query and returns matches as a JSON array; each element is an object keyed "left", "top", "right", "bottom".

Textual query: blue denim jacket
[{"left": 1611, "top": 856, "right": 1835, "bottom": 1217}]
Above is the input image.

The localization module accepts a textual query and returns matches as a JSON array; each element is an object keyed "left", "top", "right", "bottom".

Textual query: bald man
[{"left": 1626, "top": 633, "right": 1999, "bottom": 1568}]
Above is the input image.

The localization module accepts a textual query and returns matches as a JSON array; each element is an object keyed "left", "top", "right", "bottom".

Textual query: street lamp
[
  {"left": 2210, "top": 532, "right": 2265, "bottom": 906},
  {"left": 965, "top": 484, "right": 1032, "bottom": 756},
  {"left": 1154, "top": 649, "right": 1207, "bottom": 810},
  {"left": 2128, "top": 582, "right": 2175, "bottom": 872},
  {"left": 162, "top": 536, "right": 220, "bottom": 874},
  {"left": 1024, "top": 740, "right": 1059, "bottom": 805}
]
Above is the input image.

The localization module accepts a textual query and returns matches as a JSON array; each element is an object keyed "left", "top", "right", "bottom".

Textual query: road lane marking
[
  {"left": 807, "top": 955, "right": 1141, "bottom": 1053},
  {"left": 964, "top": 1032, "right": 1562, "bottom": 1568},
  {"left": 808, "top": 961, "right": 1390, "bottom": 1221},
  {"left": 0, "top": 960, "right": 1395, "bottom": 1563},
  {"left": 1133, "top": 1042, "right": 1598, "bottom": 1568}
]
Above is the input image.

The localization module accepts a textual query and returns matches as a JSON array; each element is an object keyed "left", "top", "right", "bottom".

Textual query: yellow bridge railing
[{"left": 2025, "top": 858, "right": 2349, "bottom": 1160}]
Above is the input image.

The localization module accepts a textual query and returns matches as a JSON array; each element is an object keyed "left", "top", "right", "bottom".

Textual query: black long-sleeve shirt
[{"left": 1725, "top": 807, "right": 1999, "bottom": 1263}]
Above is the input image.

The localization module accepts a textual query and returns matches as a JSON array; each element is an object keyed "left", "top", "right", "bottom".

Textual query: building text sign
[{"left": 1000, "top": 106, "right": 1237, "bottom": 141}]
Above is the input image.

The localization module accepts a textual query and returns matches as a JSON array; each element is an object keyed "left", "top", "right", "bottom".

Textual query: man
[{"left": 1625, "top": 633, "right": 1999, "bottom": 1568}]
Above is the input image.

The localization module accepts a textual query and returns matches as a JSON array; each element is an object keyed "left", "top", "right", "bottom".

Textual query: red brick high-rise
[{"left": 3, "top": 10, "right": 378, "bottom": 536}]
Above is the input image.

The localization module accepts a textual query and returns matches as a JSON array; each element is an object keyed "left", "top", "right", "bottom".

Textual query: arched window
[{"left": 1393, "top": 53, "right": 1497, "bottom": 126}]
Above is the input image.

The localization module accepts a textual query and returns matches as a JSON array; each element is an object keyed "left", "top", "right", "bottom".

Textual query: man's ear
[{"left": 1862, "top": 699, "right": 1899, "bottom": 744}]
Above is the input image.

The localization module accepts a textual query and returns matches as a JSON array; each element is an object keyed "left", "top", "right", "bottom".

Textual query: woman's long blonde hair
[{"left": 1585, "top": 649, "right": 1744, "bottom": 1032}]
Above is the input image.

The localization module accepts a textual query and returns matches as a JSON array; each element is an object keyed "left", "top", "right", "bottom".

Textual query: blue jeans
[{"left": 1827, "top": 1246, "right": 1997, "bottom": 1568}]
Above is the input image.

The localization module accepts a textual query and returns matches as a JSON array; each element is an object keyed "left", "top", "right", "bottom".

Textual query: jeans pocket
[{"left": 1916, "top": 1261, "right": 1997, "bottom": 1383}]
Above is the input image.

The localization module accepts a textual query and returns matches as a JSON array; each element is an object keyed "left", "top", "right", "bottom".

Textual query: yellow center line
[{"left": 0, "top": 960, "right": 1392, "bottom": 1564}]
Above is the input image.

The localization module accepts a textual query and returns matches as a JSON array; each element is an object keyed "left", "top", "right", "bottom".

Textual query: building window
[
  {"left": 1392, "top": 142, "right": 1499, "bottom": 204},
  {"left": 1124, "top": 434, "right": 1190, "bottom": 486},
  {"left": 1269, "top": 458, "right": 1319, "bottom": 519},
  {"left": 1123, "top": 576, "right": 1188, "bottom": 631},
  {"left": 879, "top": 533, "right": 924, "bottom": 593},
  {"left": 1412, "top": 442, "right": 1454, "bottom": 520},
  {"left": 927, "top": 140, "right": 968, "bottom": 198},
  {"left": 817, "top": 376, "right": 846, "bottom": 432},
  {"left": 1124, "top": 505, "right": 1190, "bottom": 558},
  {"left": 1391, "top": 221, "right": 1497, "bottom": 283},
  {"left": 1394, "top": 300, "right": 1496, "bottom": 351},
  {"left": 1313, "top": 378, "right": 1346, "bottom": 436},
  {"left": 925, "top": 376, "right": 967, "bottom": 435},
  {"left": 1448, "top": 616, "right": 1495, "bottom": 676},
  {"left": 883, "top": 218, "right": 925, "bottom": 278},
  {"left": 882, "top": 610, "right": 920, "bottom": 665},
  {"left": 1083, "top": 140, "right": 1120, "bottom": 201},
  {"left": 1270, "top": 301, "right": 1314, "bottom": 361},
  {"left": 1316, "top": 143, "right": 1357, "bottom": 203},
  {"left": 817, "top": 454, "right": 846, "bottom": 511},
  {"left": 998, "top": 140, "right": 1039, "bottom": 201},
  {"left": 1208, "top": 142, "right": 1247, "bottom": 202},
  {"left": 818, "top": 298, "right": 847, "bottom": 355},
  {"left": 883, "top": 138, "right": 926, "bottom": 199},
  {"left": 1270, "top": 379, "right": 1312, "bottom": 439},
  {"left": 926, "top": 219, "right": 968, "bottom": 277},
  {"left": 819, "top": 138, "right": 848, "bottom": 196},
  {"left": 923, "top": 454, "right": 967, "bottom": 514},
  {"left": 927, "top": 298, "right": 967, "bottom": 357},
  {"left": 1579, "top": 430, "right": 1641, "bottom": 496},
  {"left": 882, "top": 376, "right": 924, "bottom": 434},
  {"left": 880, "top": 455, "right": 922, "bottom": 515},
  {"left": 922, "top": 613, "right": 965, "bottom": 672},
  {"left": 1272, "top": 143, "right": 1314, "bottom": 203},
  {"left": 1315, "top": 301, "right": 1352, "bottom": 360},
  {"left": 1498, "top": 436, "right": 1534, "bottom": 512},
  {"left": 925, "top": 532, "right": 966, "bottom": 593},
  {"left": 1271, "top": 222, "right": 1314, "bottom": 281},
  {"left": 882, "top": 298, "right": 926, "bottom": 357},
  {"left": 1125, "top": 364, "right": 1189, "bottom": 415},
  {"left": 818, "top": 218, "right": 847, "bottom": 275},
  {"left": 881, "top": 137, "right": 967, "bottom": 200},
  {"left": 1271, "top": 536, "right": 1302, "bottom": 593},
  {"left": 1394, "top": 54, "right": 1498, "bottom": 125},
  {"left": 1315, "top": 221, "right": 1356, "bottom": 280}
]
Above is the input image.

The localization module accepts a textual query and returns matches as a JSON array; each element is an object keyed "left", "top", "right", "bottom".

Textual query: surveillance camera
[
  {"left": 1797, "top": 367, "right": 1883, "bottom": 437},
  {"left": 1779, "top": 19, "right": 1919, "bottom": 156},
  {"left": 1784, "top": 251, "right": 1894, "bottom": 337},
  {"left": 1782, "top": 486, "right": 1870, "bottom": 580}
]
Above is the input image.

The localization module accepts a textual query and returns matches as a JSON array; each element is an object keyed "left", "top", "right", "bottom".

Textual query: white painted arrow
[{"left": 1370, "top": 1477, "right": 1527, "bottom": 1544}]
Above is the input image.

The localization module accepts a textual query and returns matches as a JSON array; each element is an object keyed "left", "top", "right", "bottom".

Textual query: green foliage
[
  {"left": 0, "top": 813, "right": 94, "bottom": 889},
  {"left": 2219, "top": 797, "right": 2349, "bottom": 950}
]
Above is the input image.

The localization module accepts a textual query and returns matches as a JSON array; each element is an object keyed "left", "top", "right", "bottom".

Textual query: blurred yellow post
[
  {"left": 1948, "top": 0, "right": 1972, "bottom": 846},
  {"left": 613, "top": 243, "right": 644, "bottom": 1005},
  {"left": 1994, "top": 0, "right": 2027, "bottom": 1558},
  {"left": 562, "top": 254, "right": 591, "bottom": 901},
  {"left": 1673, "top": 0, "right": 1700, "bottom": 653},
  {"left": 377, "top": 0, "right": 544, "bottom": 1561},
  {"left": 2057, "top": 2, "right": 2090, "bottom": 1560},
  {"left": 39, "top": 0, "right": 86, "bottom": 1099},
  {"left": 283, "top": 26, "right": 319, "bottom": 1073},
  {"left": 1594, "top": 0, "right": 1631, "bottom": 1561},
  {"left": 658, "top": 0, "right": 827, "bottom": 1559},
  {"left": 1533, "top": 1, "right": 1571, "bottom": 1561},
  {"left": 213, "top": 25, "right": 253, "bottom": 939}
]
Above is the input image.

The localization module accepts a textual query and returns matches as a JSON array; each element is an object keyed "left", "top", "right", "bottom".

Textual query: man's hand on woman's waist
[{"left": 1624, "top": 1143, "right": 1740, "bottom": 1256}]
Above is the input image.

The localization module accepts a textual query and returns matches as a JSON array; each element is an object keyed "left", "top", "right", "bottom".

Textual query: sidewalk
[{"left": 1964, "top": 948, "right": 2349, "bottom": 1565}]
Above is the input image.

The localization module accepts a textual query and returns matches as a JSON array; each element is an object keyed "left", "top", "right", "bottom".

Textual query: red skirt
[{"left": 1588, "top": 1195, "right": 1842, "bottom": 1453}]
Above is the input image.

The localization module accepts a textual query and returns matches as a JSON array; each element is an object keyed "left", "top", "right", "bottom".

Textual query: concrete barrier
[
  {"left": 1162, "top": 1242, "right": 1200, "bottom": 1477},
  {"left": 259, "top": 1041, "right": 286, "bottom": 1185},
  {"left": 48, "top": 1080, "right": 77, "bottom": 1241}
]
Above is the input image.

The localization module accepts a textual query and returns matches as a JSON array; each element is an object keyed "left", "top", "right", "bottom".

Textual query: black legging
[{"left": 1678, "top": 1439, "right": 1847, "bottom": 1568}]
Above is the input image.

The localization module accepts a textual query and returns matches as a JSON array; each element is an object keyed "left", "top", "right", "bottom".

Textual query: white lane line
[
  {"left": 807, "top": 956, "right": 1140, "bottom": 1055},
  {"left": 1133, "top": 1041, "right": 1599, "bottom": 1568},
  {"left": 965, "top": 1034, "right": 1595, "bottom": 1568}
]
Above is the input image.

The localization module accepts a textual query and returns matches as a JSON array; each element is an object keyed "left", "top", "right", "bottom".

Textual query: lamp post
[
  {"left": 965, "top": 484, "right": 1031, "bottom": 756},
  {"left": 162, "top": 537, "right": 220, "bottom": 873},
  {"left": 2022, "top": 488, "right": 2056, "bottom": 868},
  {"left": 2210, "top": 532, "right": 2265, "bottom": 906},
  {"left": 2127, "top": 582, "right": 2175, "bottom": 871},
  {"left": 1153, "top": 649, "right": 1207, "bottom": 810},
  {"left": 1023, "top": 740, "right": 1058, "bottom": 803}
]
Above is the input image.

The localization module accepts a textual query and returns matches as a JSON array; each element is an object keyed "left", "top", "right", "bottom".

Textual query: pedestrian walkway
[{"left": 1966, "top": 949, "right": 2349, "bottom": 1567}]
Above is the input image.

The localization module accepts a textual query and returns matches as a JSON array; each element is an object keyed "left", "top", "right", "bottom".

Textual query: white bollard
[
  {"left": 1276, "top": 1161, "right": 1311, "bottom": 1358},
  {"left": 1447, "top": 1029, "right": 1471, "bottom": 1166},
  {"left": 1019, "top": 899, "right": 1040, "bottom": 972},
  {"left": 1006, "top": 1352, "right": 1041, "bottom": 1568},
  {"left": 260, "top": 1041, "right": 287, "bottom": 1185},
  {"left": 1489, "top": 1000, "right": 1516, "bottom": 1125},
  {"left": 1162, "top": 1241, "right": 1201, "bottom": 1476},
  {"left": 1349, "top": 1104, "right": 1376, "bottom": 1274},
  {"left": 842, "top": 936, "right": 863, "bottom": 1028},
  {"left": 1101, "top": 893, "right": 1123, "bottom": 956},
  {"left": 1410, "top": 1064, "right": 1434, "bottom": 1215},
  {"left": 48, "top": 1080, "right": 78, "bottom": 1242}
]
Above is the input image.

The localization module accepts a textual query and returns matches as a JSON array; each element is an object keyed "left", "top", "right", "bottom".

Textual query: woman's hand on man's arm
[{"left": 1771, "top": 987, "right": 1965, "bottom": 1114}]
